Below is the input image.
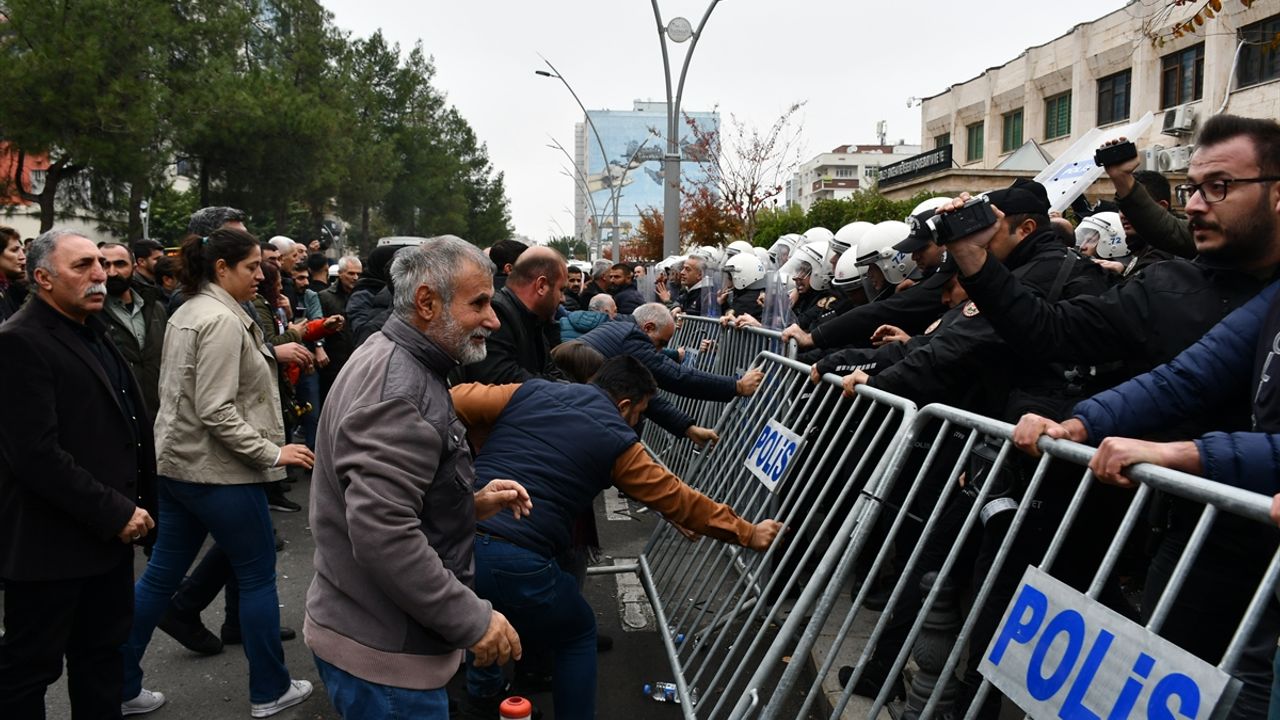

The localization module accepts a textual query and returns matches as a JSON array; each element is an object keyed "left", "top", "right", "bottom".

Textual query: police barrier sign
[
  {"left": 744, "top": 419, "right": 802, "bottom": 493},
  {"left": 981, "top": 567, "right": 1236, "bottom": 719}
]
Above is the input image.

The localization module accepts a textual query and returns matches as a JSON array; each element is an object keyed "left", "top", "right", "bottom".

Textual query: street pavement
[{"left": 36, "top": 479, "right": 683, "bottom": 720}]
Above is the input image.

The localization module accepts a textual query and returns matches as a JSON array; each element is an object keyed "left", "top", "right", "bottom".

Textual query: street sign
[
  {"left": 744, "top": 419, "right": 802, "bottom": 493},
  {"left": 981, "top": 567, "right": 1237, "bottom": 719}
]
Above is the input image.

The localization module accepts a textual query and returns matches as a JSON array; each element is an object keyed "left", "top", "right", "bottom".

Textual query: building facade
[
  {"left": 884, "top": 0, "right": 1280, "bottom": 200},
  {"left": 786, "top": 143, "right": 921, "bottom": 212},
  {"left": 573, "top": 101, "right": 718, "bottom": 252}
]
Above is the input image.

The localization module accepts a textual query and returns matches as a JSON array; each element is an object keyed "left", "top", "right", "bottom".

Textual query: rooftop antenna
[{"left": 875, "top": 120, "right": 887, "bottom": 146}]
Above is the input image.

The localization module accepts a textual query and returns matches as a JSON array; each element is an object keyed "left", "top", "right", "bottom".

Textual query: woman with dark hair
[
  {"left": 0, "top": 226, "right": 28, "bottom": 321},
  {"left": 120, "top": 228, "right": 315, "bottom": 717}
]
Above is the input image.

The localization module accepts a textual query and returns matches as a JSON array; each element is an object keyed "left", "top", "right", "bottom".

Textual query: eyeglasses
[{"left": 1175, "top": 177, "right": 1280, "bottom": 205}]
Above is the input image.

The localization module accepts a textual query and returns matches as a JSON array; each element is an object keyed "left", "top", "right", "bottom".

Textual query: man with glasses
[{"left": 948, "top": 113, "right": 1280, "bottom": 718}]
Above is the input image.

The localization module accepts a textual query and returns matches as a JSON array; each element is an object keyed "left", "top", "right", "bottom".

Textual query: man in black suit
[{"left": 0, "top": 229, "right": 159, "bottom": 718}]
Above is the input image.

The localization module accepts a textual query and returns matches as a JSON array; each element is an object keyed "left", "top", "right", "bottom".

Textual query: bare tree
[{"left": 680, "top": 102, "right": 806, "bottom": 244}]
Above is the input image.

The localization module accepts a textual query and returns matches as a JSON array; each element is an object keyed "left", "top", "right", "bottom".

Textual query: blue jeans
[
  {"left": 467, "top": 536, "right": 597, "bottom": 720},
  {"left": 314, "top": 655, "right": 449, "bottom": 719},
  {"left": 296, "top": 370, "right": 320, "bottom": 449},
  {"left": 123, "top": 477, "right": 289, "bottom": 703}
]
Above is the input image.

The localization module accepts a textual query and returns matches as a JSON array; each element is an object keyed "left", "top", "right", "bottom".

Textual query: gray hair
[
  {"left": 268, "top": 236, "right": 296, "bottom": 253},
  {"left": 588, "top": 293, "right": 616, "bottom": 313},
  {"left": 633, "top": 302, "right": 675, "bottom": 331},
  {"left": 187, "top": 206, "right": 246, "bottom": 236},
  {"left": 336, "top": 255, "right": 362, "bottom": 272},
  {"left": 391, "top": 235, "right": 494, "bottom": 321},
  {"left": 28, "top": 228, "right": 89, "bottom": 284}
]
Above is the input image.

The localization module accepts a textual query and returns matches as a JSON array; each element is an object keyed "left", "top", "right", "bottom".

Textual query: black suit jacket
[{"left": 0, "top": 298, "right": 157, "bottom": 581}]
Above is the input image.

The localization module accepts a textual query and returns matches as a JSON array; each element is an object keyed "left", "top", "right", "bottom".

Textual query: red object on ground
[{"left": 499, "top": 696, "right": 533, "bottom": 719}]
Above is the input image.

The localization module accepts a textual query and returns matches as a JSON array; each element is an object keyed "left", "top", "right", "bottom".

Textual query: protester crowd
[{"left": 0, "top": 110, "right": 1278, "bottom": 720}]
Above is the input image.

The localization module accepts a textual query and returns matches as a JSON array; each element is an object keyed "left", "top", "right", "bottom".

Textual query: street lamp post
[
  {"left": 649, "top": 0, "right": 722, "bottom": 258},
  {"left": 547, "top": 137, "right": 605, "bottom": 259},
  {"left": 536, "top": 59, "right": 622, "bottom": 262}
]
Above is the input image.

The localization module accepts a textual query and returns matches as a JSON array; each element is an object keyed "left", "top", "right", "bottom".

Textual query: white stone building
[
  {"left": 786, "top": 143, "right": 921, "bottom": 212},
  {"left": 884, "top": 0, "right": 1279, "bottom": 199}
]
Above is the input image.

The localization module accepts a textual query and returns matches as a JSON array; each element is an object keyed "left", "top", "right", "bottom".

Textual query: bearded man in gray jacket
[{"left": 304, "top": 236, "right": 532, "bottom": 720}]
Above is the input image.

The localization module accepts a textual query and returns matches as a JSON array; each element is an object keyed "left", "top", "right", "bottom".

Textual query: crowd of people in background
[{"left": 1, "top": 110, "right": 1279, "bottom": 720}]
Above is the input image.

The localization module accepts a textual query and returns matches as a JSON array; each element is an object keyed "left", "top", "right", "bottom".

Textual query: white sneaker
[
  {"left": 122, "top": 688, "right": 166, "bottom": 716},
  {"left": 250, "top": 679, "right": 313, "bottom": 718}
]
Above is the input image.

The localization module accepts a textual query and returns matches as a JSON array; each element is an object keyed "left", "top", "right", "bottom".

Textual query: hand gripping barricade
[
  {"left": 629, "top": 351, "right": 919, "bottom": 719},
  {"left": 639, "top": 317, "right": 798, "bottom": 480},
  {"left": 720, "top": 397, "right": 1280, "bottom": 720}
]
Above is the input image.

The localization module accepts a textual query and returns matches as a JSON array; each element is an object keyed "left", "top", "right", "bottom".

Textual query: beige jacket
[{"left": 154, "top": 283, "right": 285, "bottom": 484}]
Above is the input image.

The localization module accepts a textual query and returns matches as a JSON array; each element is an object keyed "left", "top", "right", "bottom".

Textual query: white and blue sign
[
  {"left": 744, "top": 419, "right": 802, "bottom": 493},
  {"left": 980, "top": 567, "right": 1236, "bottom": 719}
]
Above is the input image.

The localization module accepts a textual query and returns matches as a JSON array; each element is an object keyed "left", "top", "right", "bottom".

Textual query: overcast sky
[{"left": 323, "top": 0, "right": 1130, "bottom": 241}]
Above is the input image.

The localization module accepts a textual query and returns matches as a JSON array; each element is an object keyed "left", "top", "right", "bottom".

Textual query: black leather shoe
[
  {"left": 222, "top": 625, "right": 297, "bottom": 644},
  {"left": 158, "top": 610, "right": 223, "bottom": 656},
  {"left": 596, "top": 633, "right": 614, "bottom": 652}
]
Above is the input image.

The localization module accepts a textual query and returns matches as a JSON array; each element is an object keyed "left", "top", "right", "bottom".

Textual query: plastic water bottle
[
  {"left": 643, "top": 681, "right": 697, "bottom": 705},
  {"left": 499, "top": 696, "right": 533, "bottom": 719}
]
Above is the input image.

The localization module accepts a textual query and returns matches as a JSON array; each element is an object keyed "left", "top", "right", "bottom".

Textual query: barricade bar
[{"left": 635, "top": 351, "right": 918, "bottom": 719}]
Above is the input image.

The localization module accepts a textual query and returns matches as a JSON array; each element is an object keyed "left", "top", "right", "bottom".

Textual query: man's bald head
[{"left": 506, "top": 245, "right": 567, "bottom": 321}]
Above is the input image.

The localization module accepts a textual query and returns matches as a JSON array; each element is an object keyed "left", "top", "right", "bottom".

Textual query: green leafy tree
[
  {"left": 0, "top": 0, "right": 178, "bottom": 232},
  {"left": 547, "top": 235, "right": 589, "bottom": 260},
  {"left": 751, "top": 204, "right": 808, "bottom": 248}
]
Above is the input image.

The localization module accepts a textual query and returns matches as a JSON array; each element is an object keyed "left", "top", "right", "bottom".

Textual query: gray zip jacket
[{"left": 304, "top": 313, "right": 491, "bottom": 690}]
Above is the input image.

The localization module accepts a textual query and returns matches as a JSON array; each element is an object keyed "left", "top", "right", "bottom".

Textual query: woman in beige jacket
[{"left": 120, "top": 228, "right": 316, "bottom": 718}]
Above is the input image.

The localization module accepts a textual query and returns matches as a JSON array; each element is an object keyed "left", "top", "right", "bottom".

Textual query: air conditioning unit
[
  {"left": 1161, "top": 105, "right": 1197, "bottom": 137},
  {"left": 1141, "top": 145, "right": 1165, "bottom": 172},
  {"left": 1158, "top": 145, "right": 1194, "bottom": 173}
]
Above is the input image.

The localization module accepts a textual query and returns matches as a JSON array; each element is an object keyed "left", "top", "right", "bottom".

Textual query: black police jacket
[
  {"left": 867, "top": 229, "right": 1112, "bottom": 419},
  {"left": 809, "top": 269, "right": 950, "bottom": 349},
  {"left": 959, "top": 252, "right": 1274, "bottom": 400}
]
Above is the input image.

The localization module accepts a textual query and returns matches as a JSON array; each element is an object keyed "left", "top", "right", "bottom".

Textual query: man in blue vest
[{"left": 451, "top": 355, "right": 782, "bottom": 720}]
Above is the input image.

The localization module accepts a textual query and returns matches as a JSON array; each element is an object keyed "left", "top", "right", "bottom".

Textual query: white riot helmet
[
  {"left": 752, "top": 246, "right": 771, "bottom": 266},
  {"left": 909, "top": 196, "right": 954, "bottom": 219},
  {"left": 855, "top": 221, "right": 917, "bottom": 285},
  {"left": 724, "top": 252, "right": 767, "bottom": 290},
  {"left": 802, "top": 227, "right": 835, "bottom": 246},
  {"left": 690, "top": 245, "right": 725, "bottom": 270},
  {"left": 1076, "top": 212, "right": 1128, "bottom": 259},
  {"left": 832, "top": 246, "right": 866, "bottom": 288},
  {"left": 725, "top": 240, "right": 755, "bottom": 257},
  {"left": 769, "top": 233, "right": 802, "bottom": 268},
  {"left": 832, "top": 222, "right": 874, "bottom": 255},
  {"left": 781, "top": 239, "right": 833, "bottom": 291}
]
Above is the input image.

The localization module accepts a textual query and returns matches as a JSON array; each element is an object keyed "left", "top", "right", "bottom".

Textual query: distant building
[
  {"left": 573, "top": 100, "right": 718, "bottom": 251},
  {"left": 881, "top": 0, "right": 1280, "bottom": 201},
  {"left": 786, "top": 143, "right": 921, "bottom": 212}
]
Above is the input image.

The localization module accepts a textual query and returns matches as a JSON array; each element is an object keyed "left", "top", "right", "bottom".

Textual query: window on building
[
  {"left": 1001, "top": 109, "right": 1024, "bottom": 153},
  {"left": 1096, "top": 69, "right": 1132, "bottom": 125},
  {"left": 966, "top": 122, "right": 985, "bottom": 163},
  {"left": 835, "top": 167, "right": 855, "bottom": 178},
  {"left": 865, "top": 166, "right": 880, "bottom": 180},
  {"left": 1044, "top": 92, "right": 1072, "bottom": 140},
  {"left": 935, "top": 133, "right": 951, "bottom": 149},
  {"left": 1161, "top": 44, "right": 1205, "bottom": 108},
  {"left": 1238, "top": 15, "right": 1280, "bottom": 89}
]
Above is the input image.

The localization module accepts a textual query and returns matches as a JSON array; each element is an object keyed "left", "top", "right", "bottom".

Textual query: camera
[
  {"left": 908, "top": 195, "right": 999, "bottom": 245},
  {"left": 1093, "top": 140, "right": 1137, "bottom": 167}
]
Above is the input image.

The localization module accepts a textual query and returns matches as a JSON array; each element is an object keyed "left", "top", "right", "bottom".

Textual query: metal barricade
[
  {"left": 731, "top": 399, "right": 1280, "bottom": 720},
  {"left": 641, "top": 316, "right": 797, "bottom": 480},
  {"left": 634, "top": 351, "right": 919, "bottom": 719}
]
